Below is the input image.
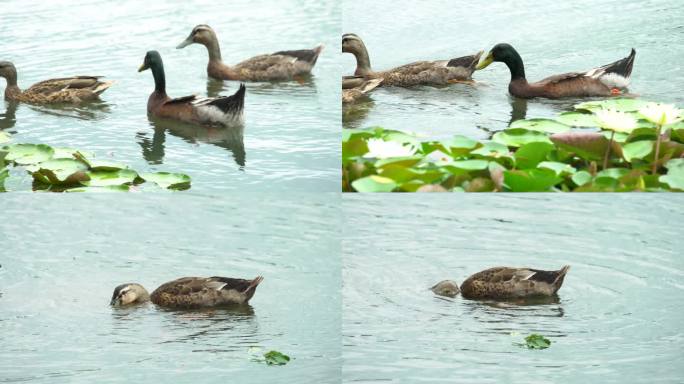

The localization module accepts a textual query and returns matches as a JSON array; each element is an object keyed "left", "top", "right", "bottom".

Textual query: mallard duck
[
  {"left": 432, "top": 266, "right": 570, "bottom": 300},
  {"left": 138, "top": 51, "right": 245, "bottom": 127},
  {"left": 342, "top": 78, "right": 383, "bottom": 104},
  {"left": 177, "top": 24, "right": 324, "bottom": 82},
  {"left": 110, "top": 276, "right": 264, "bottom": 308},
  {"left": 341, "top": 33, "right": 482, "bottom": 87},
  {"left": 476, "top": 43, "right": 636, "bottom": 99},
  {"left": 0, "top": 61, "right": 112, "bottom": 104}
]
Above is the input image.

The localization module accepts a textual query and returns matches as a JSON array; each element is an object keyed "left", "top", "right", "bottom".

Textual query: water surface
[
  {"left": 1, "top": 0, "right": 340, "bottom": 192},
  {"left": 342, "top": 0, "right": 684, "bottom": 138},
  {"left": 342, "top": 194, "right": 684, "bottom": 383},
  {"left": 0, "top": 194, "right": 341, "bottom": 383}
]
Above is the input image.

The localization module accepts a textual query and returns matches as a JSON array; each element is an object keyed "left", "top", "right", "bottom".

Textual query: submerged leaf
[
  {"left": 140, "top": 172, "right": 191, "bottom": 190},
  {"left": 524, "top": 334, "right": 551, "bottom": 349},
  {"left": 263, "top": 350, "right": 291, "bottom": 366}
]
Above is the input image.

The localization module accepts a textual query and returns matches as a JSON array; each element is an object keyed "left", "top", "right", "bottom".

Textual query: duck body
[
  {"left": 0, "top": 61, "right": 112, "bottom": 104},
  {"left": 342, "top": 33, "right": 482, "bottom": 87},
  {"left": 178, "top": 25, "right": 323, "bottom": 82},
  {"left": 139, "top": 51, "right": 245, "bottom": 127},
  {"left": 342, "top": 77, "right": 383, "bottom": 103},
  {"left": 111, "top": 276, "right": 263, "bottom": 309},
  {"left": 460, "top": 265, "right": 570, "bottom": 300},
  {"left": 477, "top": 43, "right": 636, "bottom": 99}
]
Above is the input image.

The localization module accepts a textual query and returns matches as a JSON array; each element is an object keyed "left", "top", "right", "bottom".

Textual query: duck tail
[
  {"left": 209, "top": 83, "right": 246, "bottom": 113},
  {"left": 93, "top": 80, "right": 114, "bottom": 95},
  {"left": 243, "top": 276, "right": 264, "bottom": 301},
  {"left": 598, "top": 48, "right": 636, "bottom": 79},
  {"left": 552, "top": 265, "right": 570, "bottom": 293},
  {"left": 360, "top": 78, "right": 383, "bottom": 94}
]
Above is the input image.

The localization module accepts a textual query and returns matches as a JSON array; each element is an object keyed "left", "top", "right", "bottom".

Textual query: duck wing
[{"left": 272, "top": 44, "right": 324, "bottom": 65}]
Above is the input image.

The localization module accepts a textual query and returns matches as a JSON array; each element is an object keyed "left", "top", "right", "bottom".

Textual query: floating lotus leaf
[
  {"left": 383, "top": 130, "right": 421, "bottom": 148},
  {"left": 351, "top": 175, "right": 396, "bottom": 192},
  {"left": 31, "top": 158, "right": 89, "bottom": 185},
  {"left": 399, "top": 179, "right": 427, "bottom": 192},
  {"left": 514, "top": 142, "right": 554, "bottom": 169},
  {"left": 52, "top": 147, "right": 81, "bottom": 159},
  {"left": 524, "top": 334, "right": 551, "bottom": 350},
  {"left": 492, "top": 128, "right": 552, "bottom": 147},
  {"left": 415, "top": 184, "right": 448, "bottom": 192},
  {"left": 621, "top": 140, "right": 653, "bottom": 162},
  {"left": 374, "top": 155, "right": 423, "bottom": 169},
  {"left": 83, "top": 169, "right": 139, "bottom": 187},
  {"left": 596, "top": 168, "right": 629, "bottom": 180},
  {"left": 140, "top": 172, "right": 191, "bottom": 190},
  {"left": 575, "top": 98, "right": 650, "bottom": 112},
  {"left": 659, "top": 158, "right": 684, "bottom": 190},
  {"left": 509, "top": 118, "right": 570, "bottom": 133},
  {"left": 342, "top": 128, "right": 377, "bottom": 143},
  {"left": 66, "top": 185, "right": 131, "bottom": 193},
  {"left": 503, "top": 168, "right": 562, "bottom": 192},
  {"left": 342, "top": 138, "right": 369, "bottom": 161},
  {"left": 550, "top": 131, "right": 622, "bottom": 161},
  {"left": 671, "top": 127, "right": 684, "bottom": 144},
  {"left": 0, "top": 131, "right": 11, "bottom": 144},
  {"left": 442, "top": 159, "right": 489, "bottom": 171},
  {"left": 538, "top": 161, "right": 576, "bottom": 176},
  {"left": 571, "top": 170, "right": 592, "bottom": 186},
  {"left": 263, "top": 350, "right": 290, "bottom": 366},
  {"left": 625, "top": 127, "right": 657, "bottom": 143},
  {"left": 380, "top": 164, "right": 442, "bottom": 184},
  {"left": 556, "top": 112, "right": 598, "bottom": 127},
  {"left": 3, "top": 143, "right": 54, "bottom": 165},
  {"left": 470, "top": 141, "right": 510, "bottom": 158}
]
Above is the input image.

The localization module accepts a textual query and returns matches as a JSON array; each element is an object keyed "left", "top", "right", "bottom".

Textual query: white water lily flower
[
  {"left": 364, "top": 138, "right": 416, "bottom": 159},
  {"left": 639, "top": 103, "right": 683, "bottom": 126},
  {"left": 594, "top": 108, "right": 637, "bottom": 133}
]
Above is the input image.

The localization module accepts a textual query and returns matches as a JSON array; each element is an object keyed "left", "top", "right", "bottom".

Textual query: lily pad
[
  {"left": 493, "top": 128, "right": 552, "bottom": 147},
  {"left": 571, "top": 170, "right": 593, "bottom": 186},
  {"left": 66, "top": 185, "right": 131, "bottom": 193},
  {"left": 374, "top": 155, "right": 423, "bottom": 169},
  {"left": 524, "top": 334, "right": 551, "bottom": 350},
  {"left": 83, "top": 169, "right": 139, "bottom": 187},
  {"left": 263, "top": 350, "right": 290, "bottom": 366},
  {"left": 31, "top": 158, "right": 89, "bottom": 185},
  {"left": 380, "top": 165, "right": 443, "bottom": 184},
  {"left": 140, "top": 172, "right": 191, "bottom": 190},
  {"left": 550, "top": 131, "right": 622, "bottom": 161},
  {"left": 514, "top": 142, "right": 554, "bottom": 169},
  {"left": 538, "top": 161, "right": 576, "bottom": 176},
  {"left": 52, "top": 147, "right": 81, "bottom": 159},
  {"left": 3, "top": 143, "right": 54, "bottom": 165},
  {"left": 470, "top": 141, "right": 510, "bottom": 158},
  {"left": 351, "top": 175, "right": 397, "bottom": 192},
  {"left": 503, "top": 169, "right": 562, "bottom": 192},
  {"left": 510, "top": 118, "right": 570, "bottom": 134},
  {"left": 556, "top": 112, "right": 598, "bottom": 127},
  {"left": 575, "top": 98, "right": 650, "bottom": 113},
  {"left": 659, "top": 158, "right": 684, "bottom": 190},
  {"left": 621, "top": 140, "right": 653, "bottom": 162},
  {"left": 442, "top": 159, "right": 489, "bottom": 171},
  {"left": 0, "top": 131, "right": 11, "bottom": 144}
]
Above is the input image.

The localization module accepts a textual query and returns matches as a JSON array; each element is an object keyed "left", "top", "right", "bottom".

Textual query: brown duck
[
  {"left": 431, "top": 266, "right": 570, "bottom": 300},
  {"left": 342, "top": 77, "right": 383, "bottom": 104},
  {"left": 110, "top": 276, "right": 263, "bottom": 309},
  {"left": 476, "top": 43, "right": 636, "bottom": 99},
  {"left": 138, "top": 50, "right": 245, "bottom": 127},
  {"left": 0, "top": 61, "right": 112, "bottom": 104},
  {"left": 341, "top": 33, "right": 482, "bottom": 87},
  {"left": 177, "top": 24, "right": 323, "bottom": 82}
]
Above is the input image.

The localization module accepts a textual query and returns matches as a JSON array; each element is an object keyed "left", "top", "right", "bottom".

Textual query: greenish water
[
  {"left": 342, "top": 0, "right": 684, "bottom": 138},
  {"left": 1, "top": 0, "right": 340, "bottom": 192},
  {"left": 342, "top": 195, "right": 684, "bottom": 383},
  {"left": 0, "top": 194, "right": 341, "bottom": 383}
]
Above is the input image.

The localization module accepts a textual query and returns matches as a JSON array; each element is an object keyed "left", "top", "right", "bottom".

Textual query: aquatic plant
[
  {"left": 263, "top": 350, "right": 291, "bottom": 366},
  {"left": 0, "top": 133, "right": 191, "bottom": 192},
  {"left": 523, "top": 334, "right": 551, "bottom": 350},
  {"left": 343, "top": 98, "right": 684, "bottom": 192}
]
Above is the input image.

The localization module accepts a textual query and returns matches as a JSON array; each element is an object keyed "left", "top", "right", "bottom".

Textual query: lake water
[
  {"left": 342, "top": 0, "right": 684, "bottom": 139},
  {"left": 0, "top": 194, "right": 341, "bottom": 383},
  {"left": 342, "top": 194, "right": 684, "bottom": 383},
  {"left": 1, "top": 0, "right": 340, "bottom": 192}
]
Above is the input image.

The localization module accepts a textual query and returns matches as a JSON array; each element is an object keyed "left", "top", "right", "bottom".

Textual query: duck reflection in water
[
  {"left": 0, "top": 101, "right": 18, "bottom": 129},
  {"left": 508, "top": 97, "right": 528, "bottom": 126},
  {"left": 138, "top": 117, "right": 246, "bottom": 167}
]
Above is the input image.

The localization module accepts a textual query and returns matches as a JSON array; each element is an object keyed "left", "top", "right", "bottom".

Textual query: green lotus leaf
[
  {"left": 66, "top": 185, "right": 131, "bottom": 193},
  {"left": 470, "top": 141, "right": 510, "bottom": 158},
  {"left": 524, "top": 334, "right": 551, "bottom": 350},
  {"left": 379, "top": 164, "right": 443, "bottom": 184},
  {"left": 621, "top": 140, "right": 653, "bottom": 162},
  {"left": 571, "top": 170, "right": 592, "bottom": 186},
  {"left": 374, "top": 155, "right": 423, "bottom": 169},
  {"left": 556, "top": 112, "right": 598, "bottom": 127},
  {"left": 596, "top": 168, "right": 630, "bottom": 180},
  {"left": 0, "top": 167, "right": 8, "bottom": 192},
  {"left": 441, "top": 159, "right": 490, "bottom": 171},
  {"left": 550, "top": 131, "right": 622, "bottom": 161},
  {"left": 3, "top": 143, "right": 54, "bottom": 165},
  {"left": 351, "top": 175, "right": 397, "bottom": 192},
  {"left": 140, "top": 172, "right": 191, "bottom": 190},
  {"left": 509, "top": 118, "right": 570, "bottom": 133},
  {"left": 492, "top": 128, "right": 552, "bottom": 147},
  {"left": 659, "top": 158, "right": 684, "bottom": 190},
  {"left": 83, "top": 169, "right": 139, "bottom": 187},
  {"left": 263, "top": 350, "right": 290, "bottom": 366},
  {"left": 514, "top": 142, "right": 554, "bottom": 169},
  {"left": 0, "top": 131, "right": 11, "bottom": 144},
  {"left": 31, "top": 158, "right": 89, "bottom": 185},
  {"left": 503, "top": 168, "right": 562, "bottom": 192},
  {"left": 538, "top": 161, "right": 577, "bottom": 176},
  {"left": 342, "top": 138, "right": 369, "bottom": 161},
  {"left": 575, "top": 98, "right": 649, "bottom": 112}
]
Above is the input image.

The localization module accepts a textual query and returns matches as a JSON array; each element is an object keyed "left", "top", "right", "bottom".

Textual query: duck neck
[
  {"left": 353, "top": 45, "right": 372, "bottom": 77},
  {"left": 205, "top": 37, "right": 223, "bottom": 62},
  {"left": 1, "top": 67, "right": 22, "bottom": 98},
  {"left": 504, "top": 49, "right": 526, "bottom": 81},
  {"left": 150, "top": 61, "right": 166, "bottom": 96}
]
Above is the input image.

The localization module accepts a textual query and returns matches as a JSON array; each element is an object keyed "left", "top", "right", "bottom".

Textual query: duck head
[
  {"left": 177, "top": 24, "right": 217, "bottom": 49},
  {"left": 110, "top": 283, "right": 150, "bottom": 306},
  {"left": 0, "top": 61, "right": 17, "bottom": 83},
  {"left": 476, "top": 43, "right": 525, "bottom": 79},
  {"left": 430, "top": 280, "right": 460, "bottom": 298}
]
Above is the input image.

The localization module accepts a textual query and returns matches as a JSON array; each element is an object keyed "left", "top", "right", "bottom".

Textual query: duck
[
  {"left": 110, "top": 276, "right": 264, "bottom": 309},
  {"left": 0, "top": 61, "right": 113, "bottom": 104},
  {"left": 431, "top": 265, "right": 570, "bottom": 300},
  {"left": 138, "top": 50, "right": 245, "bottom": 127},
  {"left": 176, "top": 24, "right": 324, "bottom": 82},
  {"left": 476, "top": 43, "right": 636, "bottom": 99},
  {"left": 342, "top": 77, "right": 383, "bottom": 104},
  {"left": 341, "top": 33, "right": 482, "bottom": 87}
]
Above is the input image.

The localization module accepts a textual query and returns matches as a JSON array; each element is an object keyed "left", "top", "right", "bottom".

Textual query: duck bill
[
  {"left": 475, "top": 52, "right": 494, "bottom": 70},
  {"left": 176, "top": 36, "right": 194, "bottom": 49},
  {"left": 137, "top": 63, "right": 148, "bottom": 72},
  {"left": 110, "top": 297, "right": 120, "bottom": 306}
]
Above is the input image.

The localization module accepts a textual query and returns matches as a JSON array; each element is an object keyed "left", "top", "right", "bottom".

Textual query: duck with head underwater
[
  {"left": 138, "top": 50, "right": 245, "bottom": 127},
  {"left": 431, "top": 265, "right": 570, "bottom": 300},
  {"left": 111, "top": 276, "right": 263, "bottom": 309},
  {"left": 476, "top": 43, "right": 635, "bottom": 99}
]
